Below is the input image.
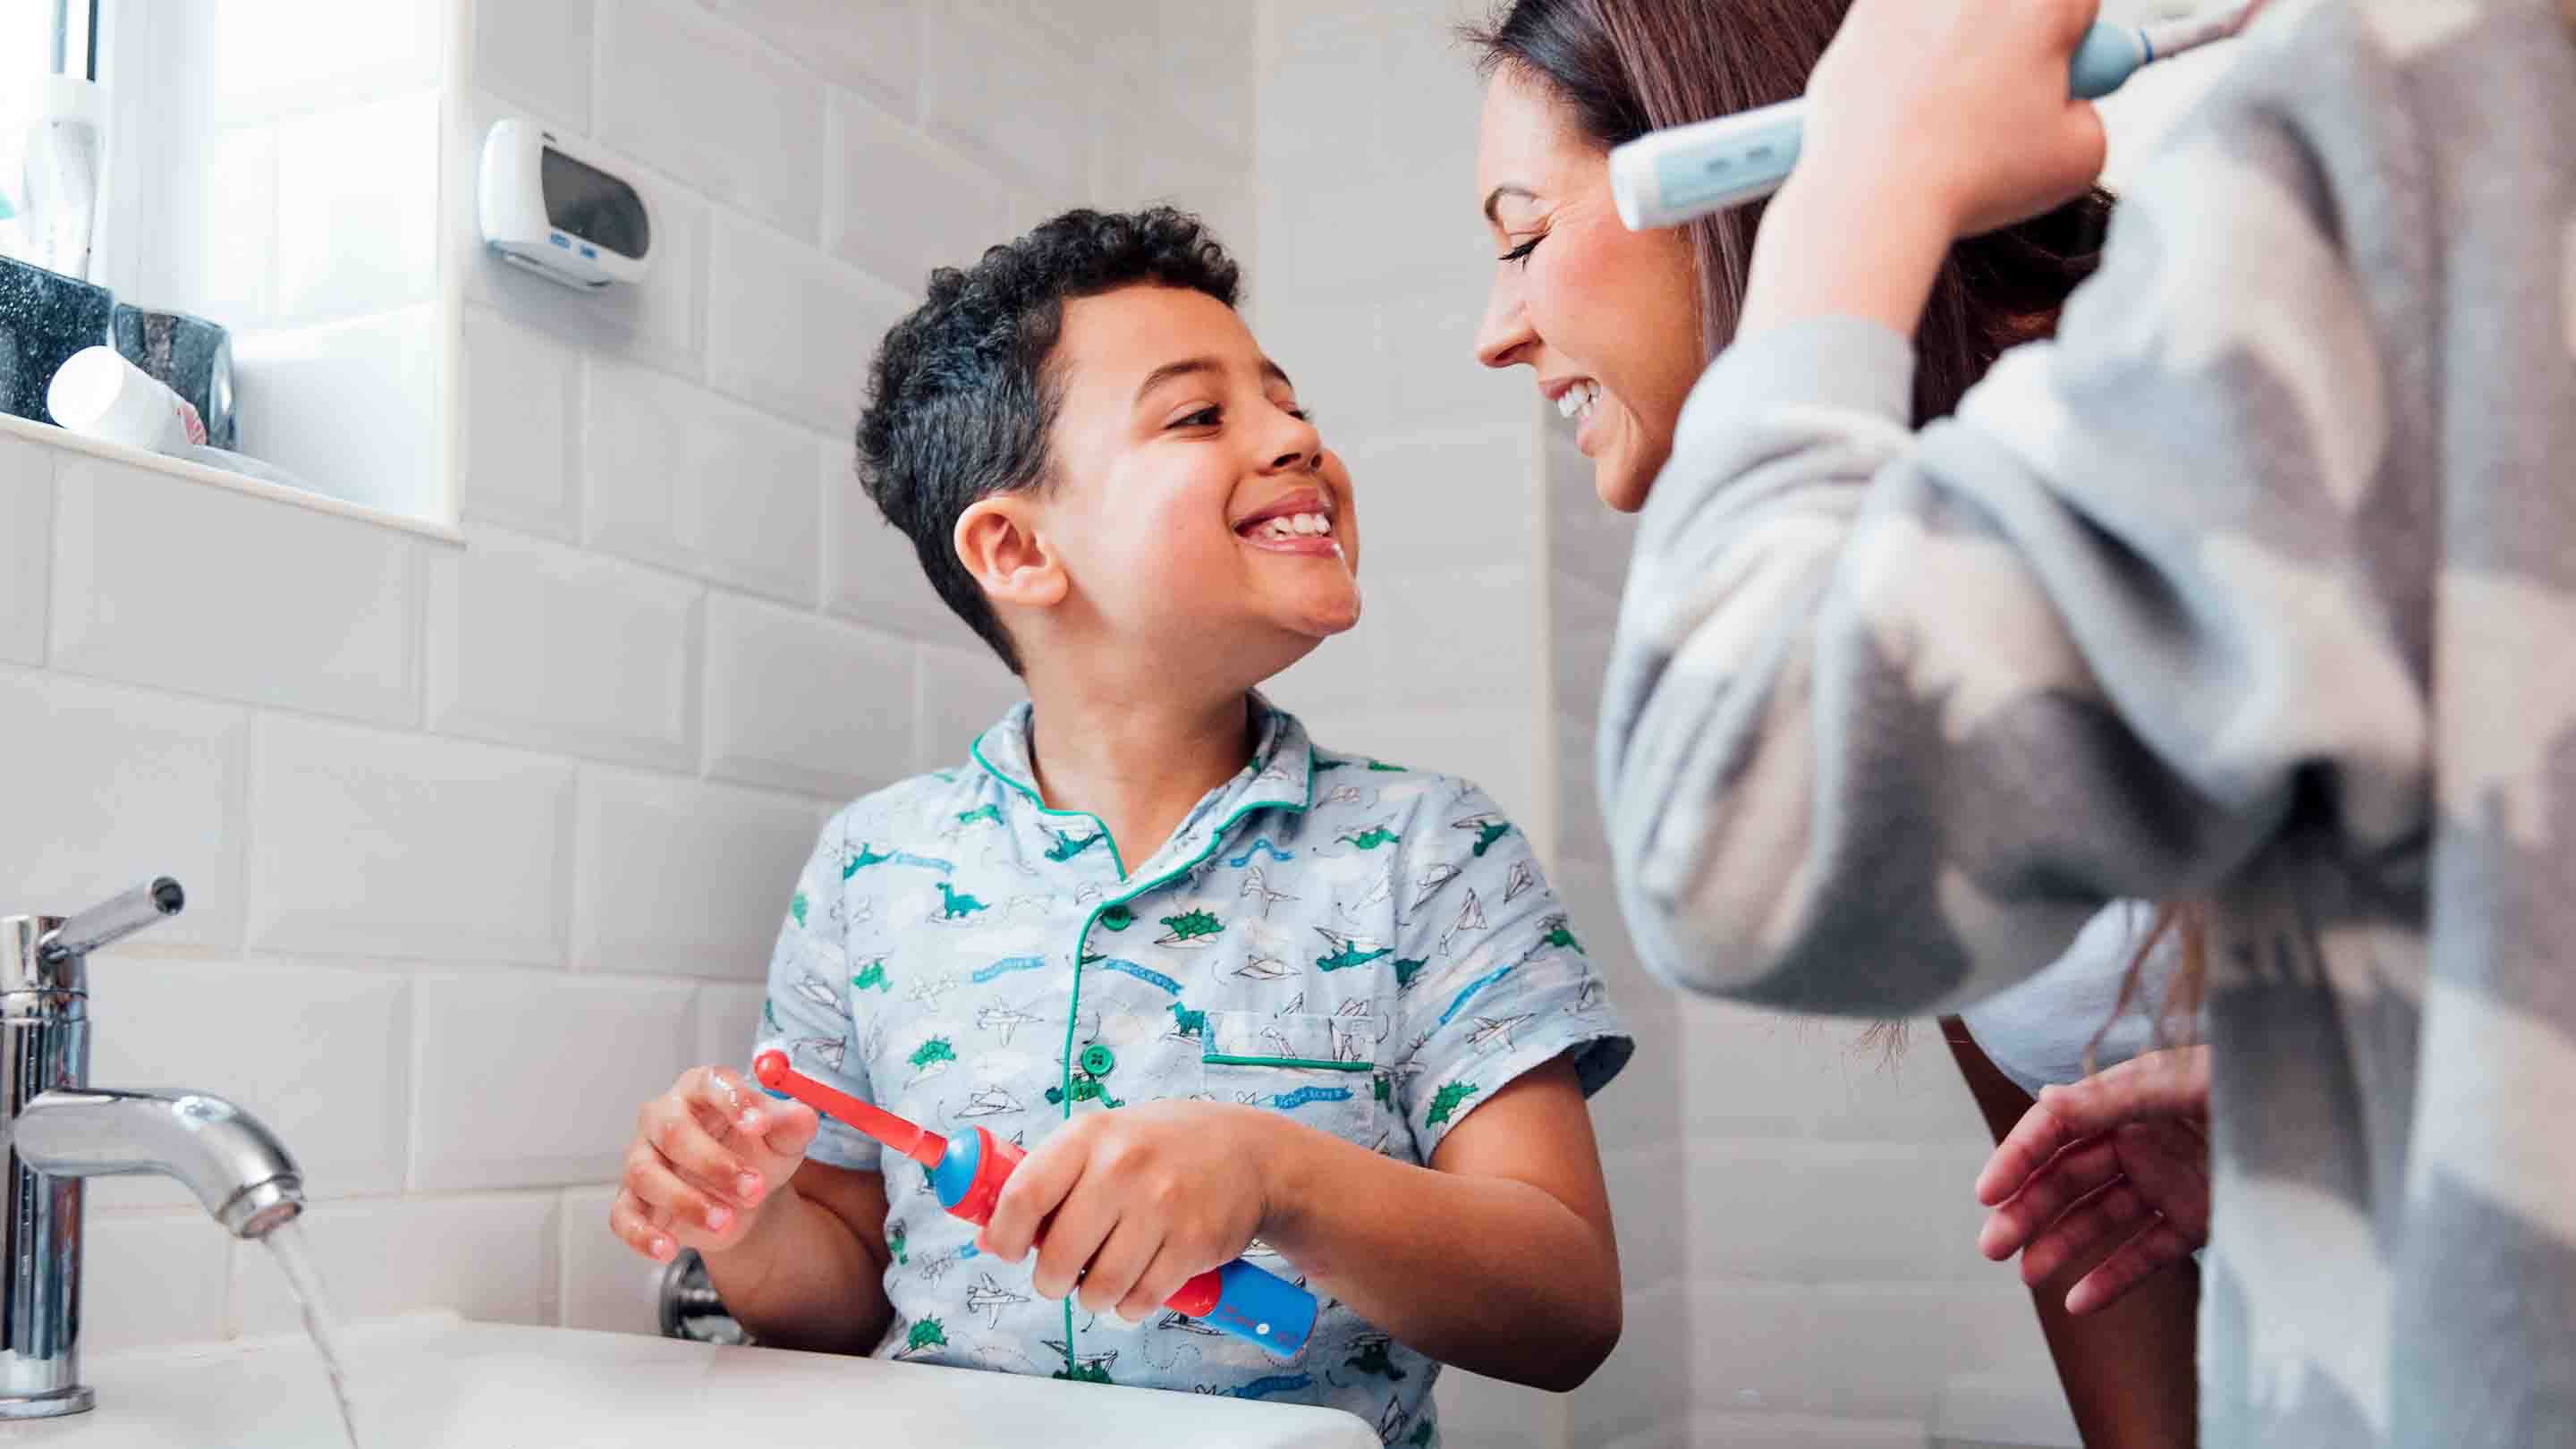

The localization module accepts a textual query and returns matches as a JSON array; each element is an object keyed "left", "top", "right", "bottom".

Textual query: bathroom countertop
[{"left": 15, "top": 1315, "right": 1377, "bottom": 1448}]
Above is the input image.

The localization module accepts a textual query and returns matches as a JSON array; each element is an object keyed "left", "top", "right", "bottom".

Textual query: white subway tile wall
[{"left": 7, "top": 0, "right": 1127, "bottom": 1358}]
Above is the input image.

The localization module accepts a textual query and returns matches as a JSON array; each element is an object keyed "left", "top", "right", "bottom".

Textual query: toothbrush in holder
[
  {"left": 750, "top": 1050, "right": 1318, "bottom": 1359},
  {"left": 1610, "top": 3, "right": 2257, "bottom": 230}
]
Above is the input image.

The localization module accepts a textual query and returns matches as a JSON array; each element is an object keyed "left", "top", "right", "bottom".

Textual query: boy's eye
[
  {"left": 1499, "top": 234, "right": 1544, "bottom": 265},
  {"left": 1171, "top": 406, "right": 1222, "bottom": 429}
]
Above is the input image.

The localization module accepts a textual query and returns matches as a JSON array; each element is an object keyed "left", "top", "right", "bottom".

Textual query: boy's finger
[
  {"left": 1026, "top": 1179, "right": 1119, "bottom": 1303},
  {"left": 2065, "top": 1217, "right": 2196, "bottom": 1316},
  {"left": 644, "top": 1095, "right": 766, "bottom": 1208},
  {"left": 1076, "top": 1218, "right": 1165, "bottom": 1320},
  {"left": 1978, "top": 1135, "right": 2120, "bottom": 1258},
  {"left": 750, "top": 1098, "right": 822, "bottom": 1164},
  {"left": 691, "top": 1066, "right": 768, "bottom": 1138},
  {"left": 609, "top": 1191, "right": 678, "bottom": 1263},
  {"left": 1117, "top": 1246, "right": 1205, "bottom": 1326},
  {"left": 626, "top": 1149, "right": 738, "bottom": 1238},
  {"left": 2020, "top": 1177, "right": 2148, "bottom": 1286},
  {"left": 980, "top": 1135, "right": 1089, "bottom": 1264}
]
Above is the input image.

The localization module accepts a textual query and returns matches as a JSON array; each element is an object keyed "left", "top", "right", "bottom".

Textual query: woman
[
  {"left": 1589, "top": 0, "right": 2576, "bottom": 1442},
  {"left": 1462, "top": 1, "right": 2198, "bottom": 1443}
]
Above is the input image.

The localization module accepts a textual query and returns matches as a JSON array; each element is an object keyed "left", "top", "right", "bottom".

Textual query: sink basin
[{"left": 18, "top": 1317, "right": 1378, "bottom": 1448}]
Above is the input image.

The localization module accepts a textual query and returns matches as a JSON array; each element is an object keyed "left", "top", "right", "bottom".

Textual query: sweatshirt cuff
[{"left": 1678, "top": 315, "right": 1917, "bottom": 448}]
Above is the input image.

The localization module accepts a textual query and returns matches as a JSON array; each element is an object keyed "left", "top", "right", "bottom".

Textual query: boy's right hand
[{"left": 611, "top": 1065, "right": 820, "bottom": 1263}]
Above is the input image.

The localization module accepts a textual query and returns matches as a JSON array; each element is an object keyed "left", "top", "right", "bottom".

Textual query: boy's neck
[{"left": 1019, "top": 669, "right": 1258, "bottom": 872}]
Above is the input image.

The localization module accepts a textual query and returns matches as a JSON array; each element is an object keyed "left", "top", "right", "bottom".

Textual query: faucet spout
[{"left": 13, "top": 1088, "right": 303, "bottom": 1239}]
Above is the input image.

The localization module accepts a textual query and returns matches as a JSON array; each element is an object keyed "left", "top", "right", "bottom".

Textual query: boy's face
[{"left": 1031, "top": 284, "right": 1361, "bottom": 682}]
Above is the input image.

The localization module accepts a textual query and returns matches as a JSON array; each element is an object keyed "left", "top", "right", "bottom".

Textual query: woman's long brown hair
[{"left": 1465, "top": 0, "right": 2205, "bottom": 1042}]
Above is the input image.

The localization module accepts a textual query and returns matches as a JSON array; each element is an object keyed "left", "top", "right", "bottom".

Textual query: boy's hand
[
  {"left": 611, "top": 1065, "right": 821, "bottom": 1262},
  {"left": 1799, "top": 0, "right": 2110, "bottom": 240},
  {"left": 975, "top": 1101, "right": 1285, "bottom": 1323}
]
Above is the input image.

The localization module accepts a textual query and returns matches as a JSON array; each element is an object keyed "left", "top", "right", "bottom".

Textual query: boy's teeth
[{"left": 1254, "top": 512, "right": 1330, "bottom": 538}]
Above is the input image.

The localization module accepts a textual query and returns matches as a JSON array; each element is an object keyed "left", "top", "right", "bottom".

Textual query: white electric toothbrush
[{"left": 1609, "top": 3, "right": 2256, "bottom": 231}]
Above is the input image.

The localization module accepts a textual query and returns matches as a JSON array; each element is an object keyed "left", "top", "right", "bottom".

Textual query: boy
[{"left": 612, "top": 208, "right": 1631, "bottom": 1444}]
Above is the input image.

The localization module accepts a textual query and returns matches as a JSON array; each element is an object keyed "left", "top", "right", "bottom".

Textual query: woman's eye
[{"left": 1498, "top": 234, "right": 1544, "bottom": 265}]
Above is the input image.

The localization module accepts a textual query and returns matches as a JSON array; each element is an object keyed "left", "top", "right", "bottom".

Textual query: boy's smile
[{"left": 1232, "top": 487, "right": 1343, "bottom": 559}]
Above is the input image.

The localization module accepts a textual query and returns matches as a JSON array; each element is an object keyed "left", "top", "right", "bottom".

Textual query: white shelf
[{"left": 0, "top": 411, "right": 462, "bottom": 545}]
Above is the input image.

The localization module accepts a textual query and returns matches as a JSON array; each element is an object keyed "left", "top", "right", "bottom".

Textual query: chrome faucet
[{"left": 1, "top": 878, "right": 306, "bottom": 1419}]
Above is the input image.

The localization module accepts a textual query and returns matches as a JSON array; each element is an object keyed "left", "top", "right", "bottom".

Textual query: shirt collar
[{"left": 968, "top": 692, "right": 1314, "bottom": 827}]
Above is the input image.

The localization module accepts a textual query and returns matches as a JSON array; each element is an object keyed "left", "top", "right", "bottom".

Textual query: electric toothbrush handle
[
  {"left": 1611, "top": 21, "right": 2153, "bottom": 230},
  {"left": 931, "top": 1125, "right": 1319, "bottom": 1359}
]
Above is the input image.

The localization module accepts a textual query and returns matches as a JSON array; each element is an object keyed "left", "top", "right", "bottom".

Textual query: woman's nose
[{"left": 1476, "top": 267, "right": 1536, "bottom": 369}]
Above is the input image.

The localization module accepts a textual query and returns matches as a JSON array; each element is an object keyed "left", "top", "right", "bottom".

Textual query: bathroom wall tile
[
  {"left": 1689, "top": 1278, "right": 1825, "bottom": 1416},
  {"left": 822, "top": 89, "right": 1011, "bottom": 292},
  {"left": 0, "top": 437, "right": 50, "bottom": 664},
  {"left": 233, "top": 1194, "right": 559, "bottom": 1335},
  {"left": 248, "top": 716, "right": 573, "bottom": 964},
  {"left": 409, "top": 973, "right": 693, "bottom": 1191},
  {"left": 572, "top": 769, "right": 822, "bottom": 980},
  {"left": 473, "top": 0, "right": 595, "bottom": 128},
  {"left": 1327, "top": 424, "right": 1542, "bottom": 577},
  {"left": 582, "top": 357, "right": 818, "bottom": 605},
  {"left": 1600, "top": 1147, "right": 1690, "bottom": 1295},
  {"left": 557, "top": 1185, "right": 662, "bottom": 1335},
  {"left": 50, "top": 455, "right": 421, "bottom": 725},
  {"left": 1682, "top": 1414, "right": 1928, "bottom": 1449},
  {"left": 462, "top": 301, "right": 582, "bottom": 541},
  {"left": 0, "top": 670, "right": 247, "bottom": 950},
  {"left": 693, "top": 984, "right": 768, "bottom": 1071},
  {"left": 1685, "top": 1141, "right": 1999, "bottom": 1286},
  {"left": 1436, "top": 1369, "right": 1568, "bottom": 1449},
  {"left": 274, "top": 89, "right": 443, "bottom": 325},
  {"left": 1291, "top": 706, "right": 1545, "bottom": 829},
  {"left": 913, "top": 640, "right": 1025, "bottom": 773},
  {"left": 198, "top": 0, "right": 445, "bottom": 121},
  {"left": 1566, "top": 1283, "right": 1690, "bottom": 1447},
  {"left": 427, "top": 524, "right": 701, "bottom": 772},
  {"left": 1366, "top": 567, "right": 1545, "bottom": 711},
  {"left": 702, "top": 591, "right": 912, "bottom": 799},
  {"left": 1151, "top": 0, "right": 1255, "bottom": 161},
  {"left": 231, "top": 303, "right": 447, "bottom": 520},
  {"left": 1800, "top": 1280, "right": 2042, "bottom": 1424},
  {"left": 89, "top": 962, "right": 407, "bottom": 1208},
  {"left": 706, "top": 0, "right": 920, "bottom": 124},
  {"left": 84, "top": 1211, "right": 230, "bottom": 1352},
  {"left": 453, "top": 89, "right": 708, "bottom": 385},
  {"left": 919, "top": 7, "right": 1089, "bottom": 196},
  {"left": 145, "top": 123, "right": 281, "bottom": 335},
  {"left": 820, "top": 440, "right": 962, "bottom": 644},
  {"left": 596, "top": 0, "right": 827, "bottom": 240},
  {"left": 703, "top": 209, "right": 913, "bottom": 436}
]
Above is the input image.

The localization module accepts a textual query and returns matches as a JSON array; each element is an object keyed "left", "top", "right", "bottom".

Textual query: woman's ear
[{"left": 954, "top": 495, "right": 1070, "bottom": 614}]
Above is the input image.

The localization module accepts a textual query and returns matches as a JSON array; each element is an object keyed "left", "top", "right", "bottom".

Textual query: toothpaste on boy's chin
[{"left": 46, "top": 344, "right": 320, "bottom": 494}]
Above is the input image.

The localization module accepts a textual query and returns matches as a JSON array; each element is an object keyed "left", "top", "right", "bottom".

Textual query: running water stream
[{"left": 261, "top": 1219, "right": 365, "bottom": 1449}]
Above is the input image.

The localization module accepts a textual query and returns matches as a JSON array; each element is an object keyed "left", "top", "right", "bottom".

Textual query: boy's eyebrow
[
  {"left": 1132, "top": 356, "right": 1297, "bottom": 405},
  {"left": 1483, "top": 184, "right": 1538, "bottom": 226}
]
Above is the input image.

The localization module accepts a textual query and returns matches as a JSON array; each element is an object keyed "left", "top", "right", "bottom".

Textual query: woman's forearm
[{"left": 1256, "top": 1116, "right": 1622, "bottom": 1392}]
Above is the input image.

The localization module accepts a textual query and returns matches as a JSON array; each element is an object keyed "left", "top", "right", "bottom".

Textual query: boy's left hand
[{"left": 975, "top": 1100, "right": 1285, "bottom": 1323}]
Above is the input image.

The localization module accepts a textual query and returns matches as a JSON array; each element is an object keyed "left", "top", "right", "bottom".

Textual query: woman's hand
[
  {"left": 974, "top": 1101, "right": 1284, "bottom": 1324},
  {"left": 1975, "top": 1046, "right": 2211, "bottom": 1314},
  {"left": 1800, "top": 0, "right": 2111, "bottom": 241}
]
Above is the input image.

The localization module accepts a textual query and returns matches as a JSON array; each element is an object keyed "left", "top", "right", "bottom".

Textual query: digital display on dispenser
[{"left": 540, "top": 148, "right": 650, "bottom": 259}]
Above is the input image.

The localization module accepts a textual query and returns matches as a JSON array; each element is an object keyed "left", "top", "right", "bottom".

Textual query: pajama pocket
[{"left": 1199, "top": 1011, "right": 1379, "bottom": 1146}]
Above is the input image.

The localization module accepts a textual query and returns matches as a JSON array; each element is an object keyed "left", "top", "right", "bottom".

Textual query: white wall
[{"left": 25, "top": 0, "right": 1241, "bottom": 1356}]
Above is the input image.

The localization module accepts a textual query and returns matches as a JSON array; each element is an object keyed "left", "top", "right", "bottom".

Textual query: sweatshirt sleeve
[{"left": 1597, "top": 85, "right": 2424, "bottom": 1017}]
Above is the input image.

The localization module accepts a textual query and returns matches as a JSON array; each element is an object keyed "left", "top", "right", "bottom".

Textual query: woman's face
[{"left": 1474, "top": 65, "right": 1704, "bottom": 513}]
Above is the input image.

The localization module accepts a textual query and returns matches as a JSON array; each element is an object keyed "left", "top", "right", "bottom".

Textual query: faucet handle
[{"left": 36, "top": 877, "right": 184, "bottom": 965}]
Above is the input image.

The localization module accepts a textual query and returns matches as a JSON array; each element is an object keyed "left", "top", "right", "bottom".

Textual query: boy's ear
[{"left": 954, "top": 495, "right": 1069, "bottom": 613}]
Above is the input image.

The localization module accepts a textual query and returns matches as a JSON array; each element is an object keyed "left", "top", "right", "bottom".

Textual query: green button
[{"left": 1080, "top": 1044, "right": 1116, "bottom": 1078}]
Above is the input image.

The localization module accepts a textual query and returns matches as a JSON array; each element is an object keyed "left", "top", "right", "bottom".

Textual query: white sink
[{"left": 13, "top": 1316, "right": 1378, "bottom": 1448}]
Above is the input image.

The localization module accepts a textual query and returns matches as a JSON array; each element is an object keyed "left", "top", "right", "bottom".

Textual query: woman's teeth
[
  {"left": 1556, "top": 380, "right": 1600, "bottom": 428},
  {"left": 1252, "top": 512, "right": 1333, "bottom": 539}
]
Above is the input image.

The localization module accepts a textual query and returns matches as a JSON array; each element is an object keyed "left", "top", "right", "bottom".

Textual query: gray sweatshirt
[{"left": 1597, "top": 2, "right": 2576, "bottom": 1445}]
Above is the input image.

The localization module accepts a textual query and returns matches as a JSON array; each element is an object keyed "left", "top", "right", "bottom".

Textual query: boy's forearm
[
  {"left": 1255, "top": 1116, "right": 1622, "bottom": 1392},
  {"left": 701, "top": 1182, "right": 894, "bottom": 1355}
]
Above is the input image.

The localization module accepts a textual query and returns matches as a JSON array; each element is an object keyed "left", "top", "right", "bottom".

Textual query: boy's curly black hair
[{"left": 855, "top": 207, "right": 1241, "bottom": 674}]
